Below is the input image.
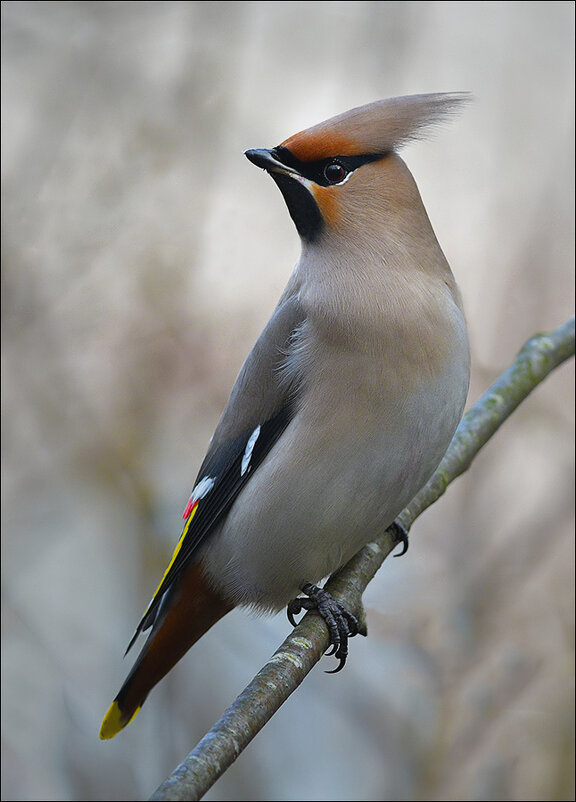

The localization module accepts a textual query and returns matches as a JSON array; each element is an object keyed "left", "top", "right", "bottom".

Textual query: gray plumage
[{"left": 101, "top": 93, "right": 470, "bottom": 738}]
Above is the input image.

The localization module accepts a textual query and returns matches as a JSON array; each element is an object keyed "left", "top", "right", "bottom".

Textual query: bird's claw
[
  {"left": 287, "top": 583, "right": 359, "bottom": 673},
  {"left": 389, "top": 520, "right": 409, "bottom": 556}
]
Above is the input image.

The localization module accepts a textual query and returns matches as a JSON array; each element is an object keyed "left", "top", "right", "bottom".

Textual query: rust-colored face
[
  {"left": 246, "top": 94, "right": 469, "bottom": 242},
  {"left": 279, "top": 130, "right": 360, "bottom": 162}
]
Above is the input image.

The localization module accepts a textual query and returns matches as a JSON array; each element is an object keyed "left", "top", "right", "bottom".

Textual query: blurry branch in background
[{"left": 150, "top": 317, "right": 575, "bottom": 802}]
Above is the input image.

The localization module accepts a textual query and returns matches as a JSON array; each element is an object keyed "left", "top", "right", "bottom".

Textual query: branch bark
[{"left": 150, "top": 317, "right": 575, "bottom": 802}]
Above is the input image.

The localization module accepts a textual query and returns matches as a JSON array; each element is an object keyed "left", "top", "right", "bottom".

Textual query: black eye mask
[{"left": 272, "top": 146, "right": 384, "bottom": 187}]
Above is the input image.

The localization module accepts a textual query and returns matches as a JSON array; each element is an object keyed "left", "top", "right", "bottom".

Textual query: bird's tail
[{"left": 99, "top": 561, "right": 233, "bottom": 739}]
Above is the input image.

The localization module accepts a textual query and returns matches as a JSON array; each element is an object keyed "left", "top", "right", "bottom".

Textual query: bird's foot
[
  {"left": 287, "top": 583, "right": 359, "bottom": 673},
  {"left": 389, "top": 520, "right": 409, "bottom": 556}
]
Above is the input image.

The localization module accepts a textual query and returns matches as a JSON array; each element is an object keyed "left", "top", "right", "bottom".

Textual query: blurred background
[{"left": 1, "top": 2, "right": 574, "bottom": 800}]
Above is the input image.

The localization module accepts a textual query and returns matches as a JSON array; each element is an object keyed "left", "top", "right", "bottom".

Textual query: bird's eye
[{"left": 323, "top": 161, "right": 348, "bottom": 184}]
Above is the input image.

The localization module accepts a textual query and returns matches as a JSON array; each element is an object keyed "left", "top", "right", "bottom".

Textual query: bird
[{"left": 100, "top": 92, "right": 471, "bottom": 739}]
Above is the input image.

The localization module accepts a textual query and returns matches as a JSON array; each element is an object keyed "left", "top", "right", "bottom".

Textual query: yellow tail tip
[{"left": 99, "top": 700, "right": 141, "bottom": 740}]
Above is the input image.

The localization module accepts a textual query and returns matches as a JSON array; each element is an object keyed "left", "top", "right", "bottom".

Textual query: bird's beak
[{"left": 245, "top": 148, "right": 300, "bottom": 179}]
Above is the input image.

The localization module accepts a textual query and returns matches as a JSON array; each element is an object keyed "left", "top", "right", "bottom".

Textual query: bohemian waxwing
[{"left": 100, "top": 92, "right": 470, "bottom": 739}]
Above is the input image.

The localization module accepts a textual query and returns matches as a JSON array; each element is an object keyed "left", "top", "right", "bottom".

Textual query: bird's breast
[{"left": 202, "top": 306, "right": 468, "bottom": 612}]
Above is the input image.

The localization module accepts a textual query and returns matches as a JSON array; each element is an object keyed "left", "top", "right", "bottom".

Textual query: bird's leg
[
  {"left": 287, "top": 583, "right": 360, "bottom": 673},
  {"left": 389, "top": 519, "right": 409, "bottom": 556}
]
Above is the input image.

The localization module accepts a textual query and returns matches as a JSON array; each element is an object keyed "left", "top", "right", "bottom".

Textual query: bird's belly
[{"left": 201, "top": 365, "right": 466, "bottom": 611}]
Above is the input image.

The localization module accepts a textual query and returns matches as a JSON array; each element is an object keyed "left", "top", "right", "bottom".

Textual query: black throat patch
[{"left": 271, "top": 172, "right": 324, "bottom": 242}]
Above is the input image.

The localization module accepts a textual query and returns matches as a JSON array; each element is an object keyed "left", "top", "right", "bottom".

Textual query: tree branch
[{"left": 150, "top": 317, "right": 575, "bottom": 802}]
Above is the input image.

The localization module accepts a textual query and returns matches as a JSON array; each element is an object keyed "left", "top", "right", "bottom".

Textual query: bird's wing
[{"left": 126, "top": 291, "right": 305, "bottom": 652}]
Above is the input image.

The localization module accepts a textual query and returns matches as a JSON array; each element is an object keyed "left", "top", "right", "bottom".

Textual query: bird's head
[{"left": 245, "top": 93, "right": 469, "bottom": 248}]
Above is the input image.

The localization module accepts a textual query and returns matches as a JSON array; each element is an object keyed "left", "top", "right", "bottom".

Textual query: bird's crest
[{"left": 280, "top": 92, "right": 471, "bottom": 161}]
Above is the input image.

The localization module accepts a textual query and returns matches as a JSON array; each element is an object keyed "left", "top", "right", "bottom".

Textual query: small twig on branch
[{"left": 150, "top": 317, "right": 575, "bottom": 802}]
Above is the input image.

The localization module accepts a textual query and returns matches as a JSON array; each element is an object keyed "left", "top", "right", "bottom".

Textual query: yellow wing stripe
[
  {"left": 144, "top": 502, "right": 199, "bottom": 614},
  {"left": 100, "top": 506, "right": 200, "bottom": 740}
]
